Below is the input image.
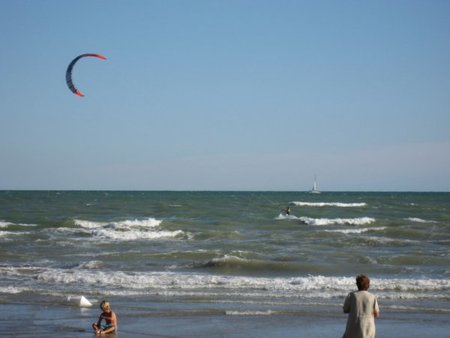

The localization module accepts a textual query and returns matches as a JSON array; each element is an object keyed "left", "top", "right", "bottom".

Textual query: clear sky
[{"left": 1, "top": 1, "right": 449, "bottom": 191}]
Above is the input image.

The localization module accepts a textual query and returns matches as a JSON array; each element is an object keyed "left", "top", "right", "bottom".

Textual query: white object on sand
[{"left": 67, "top": 295, "right": 93, "bottom": 307}]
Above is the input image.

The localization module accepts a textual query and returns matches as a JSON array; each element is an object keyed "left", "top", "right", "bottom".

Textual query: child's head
[{"left": 100, "top": 300, "right": 112, "bottom": 312}]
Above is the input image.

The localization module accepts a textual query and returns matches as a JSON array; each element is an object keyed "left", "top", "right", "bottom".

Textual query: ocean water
[{"left": 1, "top": 191, "right": 449, "bottom": 324}]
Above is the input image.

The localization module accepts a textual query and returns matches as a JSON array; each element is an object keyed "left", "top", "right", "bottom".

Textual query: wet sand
[{"left": 1, "top": 302, "right": 449, "bottom": 337}]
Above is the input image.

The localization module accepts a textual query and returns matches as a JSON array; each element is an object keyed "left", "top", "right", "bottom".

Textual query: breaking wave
[
  {"left": 69, "top": 217, "right": 186, "bottom": 241},
  {"left": 2, "top": 266, "right": 448, "bottom": 306},
  {"left": 291, "top": 202, "right": 367, "bottom": 208},
  {"left": 276, "top": 215, "right": 376, "bottom": 226},
  {"left": 75, "top": 218, "right": 162, "bottom": 229},
  {"left": 405, "top": 217, "right": 437, "bottom": 224},
  {"left": 0, "top": 221, "right": 37, "bottom": 228},
  {"left": 300, "top": 216, "right": 375, "bottom": 226},
  {"left": 324, "top": 227, "right": 386, "bottom": 234}
]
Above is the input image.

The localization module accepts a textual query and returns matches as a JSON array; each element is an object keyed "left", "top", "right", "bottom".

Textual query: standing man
[{"left": 343, "top": 275, "right": 379, "bottom": 338}]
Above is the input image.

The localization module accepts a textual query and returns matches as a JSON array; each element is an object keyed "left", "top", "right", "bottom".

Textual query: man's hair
[{"left": 356, "top": 275, "right": 370, "bottom": 291}]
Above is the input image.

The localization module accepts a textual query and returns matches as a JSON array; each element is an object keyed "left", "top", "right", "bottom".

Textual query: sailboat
[{"left": 310, "top": 177, "right": 321, "bottom": 194}]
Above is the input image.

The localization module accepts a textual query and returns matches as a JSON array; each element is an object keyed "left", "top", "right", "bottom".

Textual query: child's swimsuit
[{"left": 101, "top": 324, "right": 113, "bottom": 330}]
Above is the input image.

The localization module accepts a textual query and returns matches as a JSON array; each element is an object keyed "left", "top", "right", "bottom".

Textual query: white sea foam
[
  {"left": 70, "top": 217, "right": 180, "bottom": 241},
  {"left": 359, "top": 235, "right": 410, "bottom": 244},
  {"left": 300, "top": 217, "right": 375, "bottom": 226},
  {"left": 388, "top": 304, "right": 450, "bottom": 313},
  {"left": 0, "top": 231, "right": 13, "bottom": 237},
  {"left": 93, "top": 228, "right": 185, "bottom": 241},
  {"left": 324, "top": 227, "right": 386, "bottom": 234},
  {"left": 77, "top": 260, "right": 104, "bottom": 269},
  {"left": 51, "top": 226, "right": 186, "bottom": 242},
  {"left": 0, "top": 286, "right": 31, "bottom": 294},
  {"left": 0, "top": 221, "right": 11, "bottom": 228},
  {"left": 0, "top": 221, "right": 37, "bottom": 228},
  {"left": 405, "top": 217, "right": 437, "bottom": 223},
  {"left": 0, "top": 230, "right": 31, "bottom": 238},
  {"left": 275, "top": 215, "right": 376, "bottom": 226},
  {"left": 75, "top": 218, "right": 162, "bottom": 229},
  {"left": 291, "top": 202, "right": 367, "bottom": 208},
  {"left": 112, "top": 218, "right": 162, "bottom": 228},
  {"left": 226, "top": 310, "right": 273, "bottom": 315},
  {"left": 74, "top": 220, "right": 107, "bottom": 229},
  {"left": 2, "top": 264, "right": 448, "bottom": 308},
  {"left": 206, "top": 255, "right": 248, "bottom": 266},
  {"left": 275, "top": 213, "right": 301, "bottom": 220},
  {"left": 28, "top": 268, "right": 450, "bottom": 299}
]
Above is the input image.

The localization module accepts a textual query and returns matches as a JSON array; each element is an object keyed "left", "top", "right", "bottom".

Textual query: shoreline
[{"left": 1, "top": 302, "right": 449, "bottom": 337}]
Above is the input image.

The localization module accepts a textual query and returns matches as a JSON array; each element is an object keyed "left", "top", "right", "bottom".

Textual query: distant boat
[{"left": 310, "top": 177, "right": 321, "bottom": 194}]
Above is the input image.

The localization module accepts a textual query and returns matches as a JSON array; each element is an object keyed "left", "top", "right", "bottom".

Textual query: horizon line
[{"left": 1, "top": 189, "right": 449, "bottom": 193}]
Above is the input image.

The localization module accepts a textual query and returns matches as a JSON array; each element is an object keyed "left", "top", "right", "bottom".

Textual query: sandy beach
[{"left": 1, "top": 301, "right": 449, "bottom": 338}]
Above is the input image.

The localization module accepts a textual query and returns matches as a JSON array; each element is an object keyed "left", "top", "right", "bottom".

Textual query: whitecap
[
  {"left": 324, "top": 227, "right": 386, "bottom": 234},
  {"left": 0, "top": 221, "right": 10, "bottom": 228},
  {"left": 0, "top": 286, "right": 30, "bottom": 294},
  {"left": 75, "top": 217, "right": 162, "bottom": 229},
  {"left": 92, "top": 228, "right": 185, "bottom": 241},
  {"left": 291, "top": 202, "right": 367, "bottom": 208},
  {"left": 13, "top": 267, "right": 450, "bottom": 304},
  {"left": 112, "top": 218, "right": 162, "bottom": 228},
  {"left": 74, "top": 219, "right": 107, "bottom": 229},
  {"left": 405, "top": 217, "right": 437, "bottom": 223},
  {"left": 0, "top": 221, "right": 37, "bottom": 228},
  {"left": 226, "top": 310, "right": 273, "bottom": 315},
  {"left": 78, "top": 260, "right": 104, "bottom": 269},
  {"left": 0, "top": 230, "right": 31, "bottom": 238},
  {"left": 300, "top": 217, "right": 375, "bottom": 226},
  {"left": 0, "top": 230, "right": 13, "bottom": 237},
  {"left": 55, "top": 217, "right": 185, "bottom": 242}
]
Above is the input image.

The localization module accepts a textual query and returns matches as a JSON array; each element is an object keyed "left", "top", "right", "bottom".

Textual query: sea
[{"left": 0, "top": 191, "right": 449, "bottom": 336}]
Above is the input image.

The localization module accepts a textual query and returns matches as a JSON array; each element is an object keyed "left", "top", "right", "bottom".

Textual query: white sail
[{"left": 310, "top": 177, "right": 321, "bottom": 194}]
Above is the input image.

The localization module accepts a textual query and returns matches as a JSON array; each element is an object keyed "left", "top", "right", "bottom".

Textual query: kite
[{"left": 66, "top": 53, "right": 107, "bottom": 97}]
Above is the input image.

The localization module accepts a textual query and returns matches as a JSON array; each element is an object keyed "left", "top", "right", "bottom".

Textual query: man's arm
[
  {"left": 373, "top": 298, "right": 380, "bottom": 318},
  {"left": 343, "top": 294, "right": 351, "bottom": 313}
]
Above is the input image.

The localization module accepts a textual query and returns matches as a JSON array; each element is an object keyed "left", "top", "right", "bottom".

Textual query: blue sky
[{"left": 1, "top": 1, "right": 449, "bottom": 191}]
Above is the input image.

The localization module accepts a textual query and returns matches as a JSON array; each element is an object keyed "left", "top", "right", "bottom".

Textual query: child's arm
[
  {"left": 96, "top": 314, "right": 102, "bottom": 328},
  {"left": 100, "top": 312, "right": 117, "bottom": 335}
]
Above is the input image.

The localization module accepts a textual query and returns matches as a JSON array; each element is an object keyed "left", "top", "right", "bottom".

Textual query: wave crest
[
  {"left": 301, "top": 217, "right": 375, "bottom": 226},
  {"left": 71, "top": 217, "right": 184, "bottom": 241},
  {"left": 291, "top": 202, "right": 367, "bottom": 208},
  {"left": 75, "top": 217, "right": 162, "bottom": 229}
]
